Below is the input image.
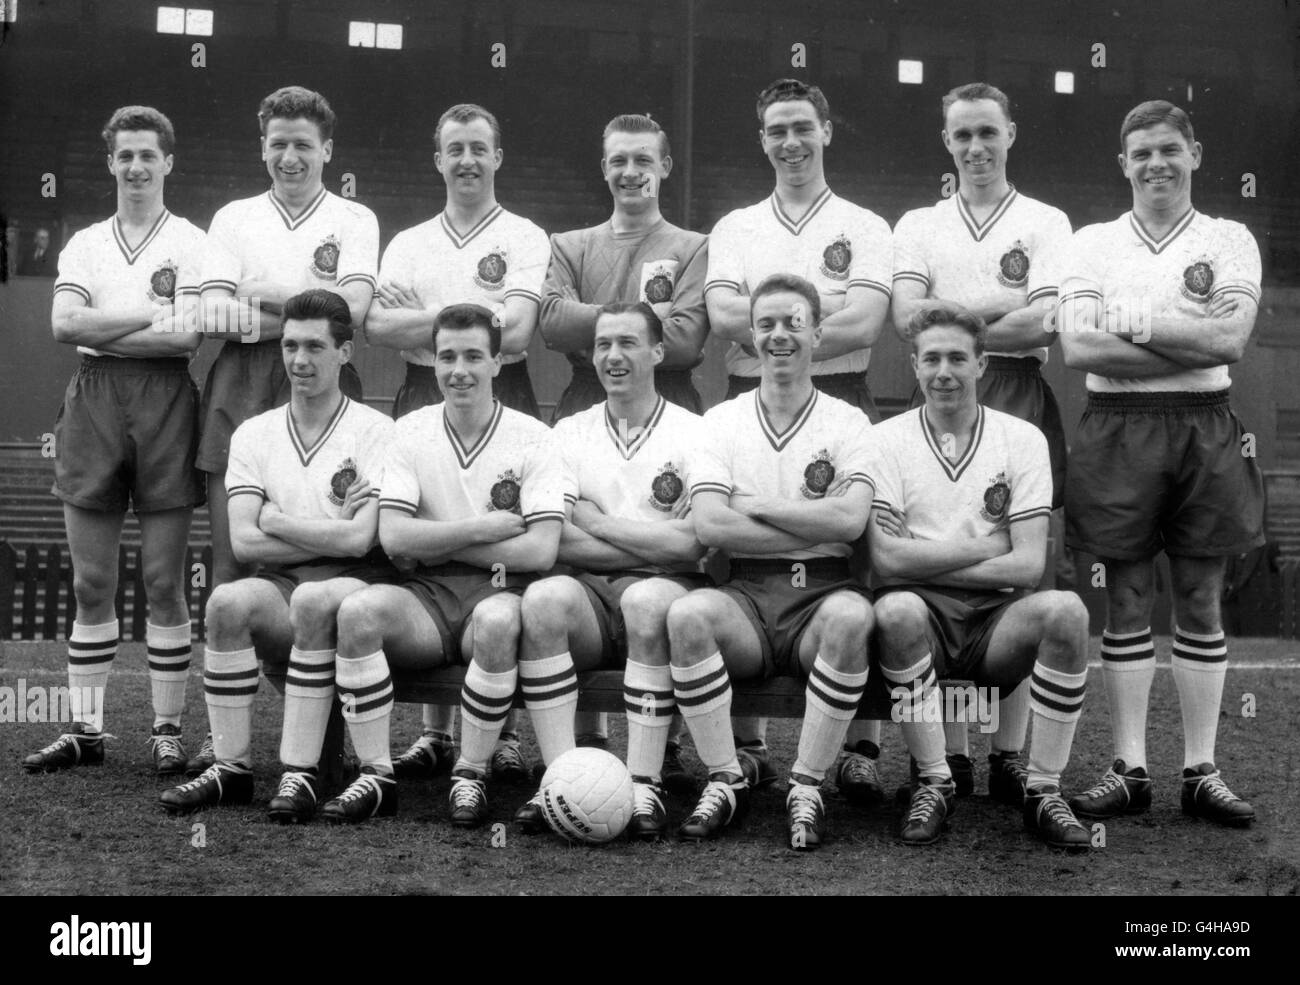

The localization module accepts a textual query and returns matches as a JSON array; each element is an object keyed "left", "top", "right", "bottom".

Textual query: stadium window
[
  {"left": 898, "top": 59, "right": 923, "bottom": 85},
  {"left": 4, "top": 0, "right": 17, "bottom": 24},
  {"left": 1054, "top": 71, "right": 1075, "bottom": 94},
  {"left": 157, "top": 6, "right": 212, "bottom": 36},
  {"left": 156, "top": 6, "right": 185, "bottom": 33},
  {"left": 185, "top": 8, "right": 212, "bottom": 36},
  {"left": 376, "top": 23, "right": 403, "bottom": 49},
  {"left": 349, "top": 21, "right": 376, "bottom": 47}
]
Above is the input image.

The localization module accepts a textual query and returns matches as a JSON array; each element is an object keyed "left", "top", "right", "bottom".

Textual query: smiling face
[
  {"left": 108, "top": 130, "right": 173, "bottom": 203},
  {"left": 601, "top": 130, "right": 671, "bottom": 215},
  {"left": 436, "top": 116, "right": 502, "bottom": 203},
  {"left": 1120, "top": 122, "right": 1201, "bottom": 215},
  {"left": 752, "top": 289, "right": 820, "bottom": 383},
  {"left": 282, "top": 317, "right": 350, "bottom": 401},
  {"left": 911, "top": 323, "right": 986, "bottom": 414},
  {"left": 262, "top": 117, "right": 332, "bottom": 198},
  {"left": 759, "top": 98, "right": 831, "bottom": 190},
  {"left": 942, "top": 98, "right": 1015, "bottom": 192},
  {"left": 593, "top": 310, "right": 663, "bottom": 398},
  {"left": 435, "top": 325, "right": 501, "bottom": 410}
]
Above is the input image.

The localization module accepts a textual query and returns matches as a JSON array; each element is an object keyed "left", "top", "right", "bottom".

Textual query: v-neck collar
[
  {"left": 440, "top": 205, "right": 503, "bottom": 249},
  {"left": 444, "top": 400, "right": 503, "bottom": 469},
  {"left": 920, "top": 405, "right": 984, "bottom": 481},
  {"left": 1128, "top": 208, "right": 1196, "bottom": 254},
  {"left": 604, "top": 395, "right": 666, "bottom": 460},
  {"left": 955, "top": 184, "right": 1017, "bottom": 242},
  {"left": 769, "top": 187, "right": 833, "bottom": 236},
  {"left": 286, "top": 396, "right": 349, "bottom": 467},
  {"left": 756, "top": 387, "right": 817, "bottom": 452},
  {"left": 113, "top": 210, "right": 169, "bottom": 265},
  {"left": 268, "top": 186, "right": 328, "bottom": 231}
]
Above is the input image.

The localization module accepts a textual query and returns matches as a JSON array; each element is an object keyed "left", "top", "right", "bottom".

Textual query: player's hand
[
  {"left": 258, "top": 502, "right": 284, "bottom": 534},
  {"left": 339, "top": 478, "right": 372, "bottom": 520},
  {"left": 377, "top": 282, "right": 424, "bottom": 311},
  {"left": 388, "top": 552, "right": 418, "bottom": 574},
  {"left": 477, "top": 510, "right": 526, "bottom": 542},
  {"left": 825, "top": 471, "right": 855, "bottom": 499},
  {"left": 1205, "top": 295, "right": 1240, "bottom": 319},
  {"left": 670, "top": 490, "right": 692, "bottom": 519},
  {"left": 740, "top": 341, "right": 758, "bottom": 358},
  {"left": 873, "top": 508, "right": 912, "bottom": 538},
  {"left": 148, "top": 302, "right": 177, "bottom": 332},
  {"left": 729, "top": 492, "right": 761, "bottom": 517},
  {"left": 571, "top": 499, "right": 606, "bottom": 535}
]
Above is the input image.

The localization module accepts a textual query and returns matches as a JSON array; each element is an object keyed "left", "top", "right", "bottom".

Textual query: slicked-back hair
[
  {"left": 756, "top": 78, "right": 831, "bottom": 124},
  {"left": 942, "top": 82, "right": 1013, "bottom": 125},
  {"left": 433, "top": 303, "right": 501, "bottom": 356},
  {"left": 1120, "top": 99, "right": 1195, "bottom": 152},
  {"left": 258, "top": 86, "right": 336, "bottom": 140},
  {"left": 103, "top": 106, "right": 176, "bottom": 157},
  {"left": 595, "top": 301, "right": 663, "bottom": 346},
  {"left": 750, "top": 273, "right": 821, "bottom": 327},
  {"left": 282, "top": 289, "right": 353, "bottom": 346},
  {"left": 905, "top": 304, "right": 987, "bottom": 357},
  {"left": 434, "top": 103, "right": 501, "bottom": 153},
  {"left": 603, "top": 114, "right": 670, "bottom": 159}
]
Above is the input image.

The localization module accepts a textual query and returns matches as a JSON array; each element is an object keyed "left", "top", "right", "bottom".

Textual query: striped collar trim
[
  {"left": 604, "top": 396, "right": 666, "bottom": 460},
  {"left": 769, "top": 187, "right": 833, "bottom": 236},
  {"left": 268, "top": 186, "right": 328, "bottom": 231},
  {"left": 287, "top": 396, "right": 349, "bottom": 467},
  {"left": 756, "top": 387, "right": 817, "bottom": 452},
  {"left": 1129, "top": 208, "right": 1196, "bottom": 254},
  {"left": 956, "top": 185, "right": 1017, "bottom": 242},
  {"left": 112, "top": 210, "right": 170, "bottom": 265},
  {"left": 444, "top": 400, "right": 503, "bottom": 469},
  {"left": 921, "top": 404, "right": 984, "bottom": 481},
  {"left": 440, "top": 205, "right": 503, "bottom": 249}
]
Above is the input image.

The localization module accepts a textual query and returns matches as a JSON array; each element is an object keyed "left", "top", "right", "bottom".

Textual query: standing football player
[
  {"left": 24, "top": 106, "right": 205, "bottom": 777},
  {"left": 889, "top": 83, "right": 1074, "bottom": 806},
  {"left": 1058, "top": 101, "right": 1260, "bottom": 827}
]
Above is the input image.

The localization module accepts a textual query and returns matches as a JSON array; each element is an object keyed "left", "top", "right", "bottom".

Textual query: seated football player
[
  {"left": 664, "top": 273, "right": 875, "bottom": 851},
  {"left": 512, "top": 302, "right": 709, "bottom": 840},
  {"left": 866, "top": 304, "right": 1090, "bottom": 849},
  {"left": 328, "top": 303, "right": 563, "bottom": 826},
  {"left": 159, "top": 289, "right": 393, "bottom": 818}
]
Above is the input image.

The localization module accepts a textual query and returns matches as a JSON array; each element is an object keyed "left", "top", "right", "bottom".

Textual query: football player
[
  {"left": 867, "top": 304, "right": 1090, "bottom": 849},
  {"left": 330, "top": 303, "right": 564, "bottom": 826},
  {"left": 159, "top": 289, "right": 394, "bottom": 820},
  {"left": 369, "top": 103, "right": 549, "bottom": 781},
  {"left": 666, "top": 273, "right": 875, "bottom": 850},
  {"left": 24, "top": 106, "right": 205, "bottom": 778},
  {"left": 513, "top": 302, "right": 709, "bottom": 840},
  {"left": 1058, "top": 101, "right": 1260, "bottom": 827},
  {"left": 890, "top": 82, "right": 1074, "bottom": 806}
]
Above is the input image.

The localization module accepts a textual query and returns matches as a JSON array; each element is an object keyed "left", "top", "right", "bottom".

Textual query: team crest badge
[
  {"left": 997, "top": 241, "right": 1030, "bottom": 288},
  {"left": 148, "top": 261, "right": 178, "bottom": 302},
  {"left": 1180, "top": 258, "right": 1215, "bottom": 301},
  {"left": 474, "top": 249, "right": 508, "bottom": 291},
  {"left": 489, "top": 470, "right": 522, "bottom": 513},
  {"left": 328, "top": 458, "right": 359, "bottom": 507},
  {"left": 980, "top": 471, "right": 1011, "bottom": 523},
  {"left": 819, "top": 235, "right": 852, "bottom": 280},
  {"left": 644, "top": 266, "right": 675, "bottom": 305},
  {"left": 801, "top": 450, "right": 836, "bottom": 499},
  {"left": 310, "top": 235, "right": 341, "bottom": 280},
  {"left": 649, "top": 463, "right": 684, "bottom": 512}
]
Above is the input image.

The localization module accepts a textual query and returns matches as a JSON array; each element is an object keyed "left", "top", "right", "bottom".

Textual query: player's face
[
  {"left": 1119, "top": 123, "right": 1201, "bottom": 212},
  {"left": 593, "top": 312, "right": 664, "bottom": 397},
  {"left": 282, "top": 317, "right": 351, "bottom": 400},
  {"left": 911, "top": 325, "right": 986, "bottom": 413},
  {"left": 262, "top": 117, "right": 333, "bottom": 196},
  {"left": 436, "top": 118, "right": 502, "bottom": 200},
  {"left": 107, "top": 130, "right": 173, "bottom": 201},
  {"left": 759, "top": 100, "right": 831, "bottom": 187},
  {"left": 942, "top": 99, "right": 1015, "bottom": 189},
  {"left": 751, "top": 290, "right": 820, "bottom": 381},
  {"left": 435, "top": 326, "right": 502, "bottom": 408},
  {"left": 601, "top": 131, "right": 671, "bottom": 212}
]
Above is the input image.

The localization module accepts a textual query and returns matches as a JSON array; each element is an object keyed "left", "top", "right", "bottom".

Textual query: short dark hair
[
  {"left": 603, "top": 114, "right": 670, "bottom": 159},
  {"left": 750, "top": 273, "right": 821, "bottom": 326},
  {"left": 102, "top": 106, "right": 176, "bottom": 157},
  {"left": 756, "top": 78, "right": 830, "bottom": 125},
  {"left": 942, "top": 82, "right": 1013, "bottom": 125},
  {"left": 258, "top": 86, "right": 336, "bottom": 140},
  {"left": 595, "top": 302, "right": 663, "bottom": 345},
  {"left": 905, "top": 304, "right": 987, "bottom": 356},
  {"left": 282, "top": 289, "right": 353, "bottom": 345},
  {"left": 433, "top": 303, "right": 501, "bottom": 355},
  {"left": 1120, "top": 99, "right": 1195, "bottom": 152},
  {"left": 435, "top": 103, "right": 501, "bottom": 153}
]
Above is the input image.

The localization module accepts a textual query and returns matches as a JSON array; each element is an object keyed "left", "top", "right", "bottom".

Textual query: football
[{"left": 539, "top": 747, "right": 635, "bottom": 844}]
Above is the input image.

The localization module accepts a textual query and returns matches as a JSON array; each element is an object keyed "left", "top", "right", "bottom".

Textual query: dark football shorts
[
  {"left": 718, "top": 557, "right": 870, "bottom": 680},
  {"left": 728, "top": 371, "right": 881, "bottom": 423},
  {"left": 574, "top": 569, "right": 714, "bottom": 666},
  {"left": 392, "top": 361, "right": 540, "bottom": 420},
  {"left": 552, "top": 364, "right": 703, "bottom": 423},
  {"left": 401, "top": 562, "right": 535, "bottom": 664},
  {"left": 1065, "top": 390, "right": 1265, "bottom": 561},
  {"left": 197, "top": 338, "right": 363, "bottom": 473},
  {"left": 254, "top": 547, "right": 399, "bottom": 605},
  {"left": 52, "top": 356, "right": 205, "bottom": 513},
  {"left": 875, "top": 583, "right": 1024, "bottom": 689}
]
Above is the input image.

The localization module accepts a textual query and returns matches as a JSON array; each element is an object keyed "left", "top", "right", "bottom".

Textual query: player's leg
[
  {"left": 206, "top": 472, "right": 249, "bottom": 587},
  {"left": 980, "top": 591, "right": 1090, "bottom": 849},
  {"left": 1069, "top": 557, "right": 1158, "bottom": 820},
  {"left": 137, "top": 507, "right": 195, "bottom": 775},
  {"left": 666, "top": 588, "right": 765, "bottom": 840},
  {"left": 1168, "top": 554, "right": 1253, "bottom": 826},
  {"left": 785, "top": 590, "right": 873, "bottom": 850},
  {"left": 22, "top": 506, "right": 122, "bottom": 772},
  {"left": 872, "top": 590, "right": 955, "bottom": 845}
]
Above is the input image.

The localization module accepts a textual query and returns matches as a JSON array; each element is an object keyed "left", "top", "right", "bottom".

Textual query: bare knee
[
  {"left": 521, "top": 577, "right": 582, "bottom": 638},
  {"left": 72, "top": 562, "right": 116, "bottom": 611},
  {"left": 666, "top": 593, "right": 718, "bottom": 663},
  {"left": 289, "top": 582, "right": 343, "bottom": 639},
  {"left": 620, "top": 581, "right": 677, "bottom": 651},
  {"left": 471, "top": 596, "right": 521, "bottom": 671},
  {"left": 335, "top": 589, "right": 389, "bottom": 654},
  {"left": 1038, "top": 591, "right": 1090, "bottom": 670}
]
